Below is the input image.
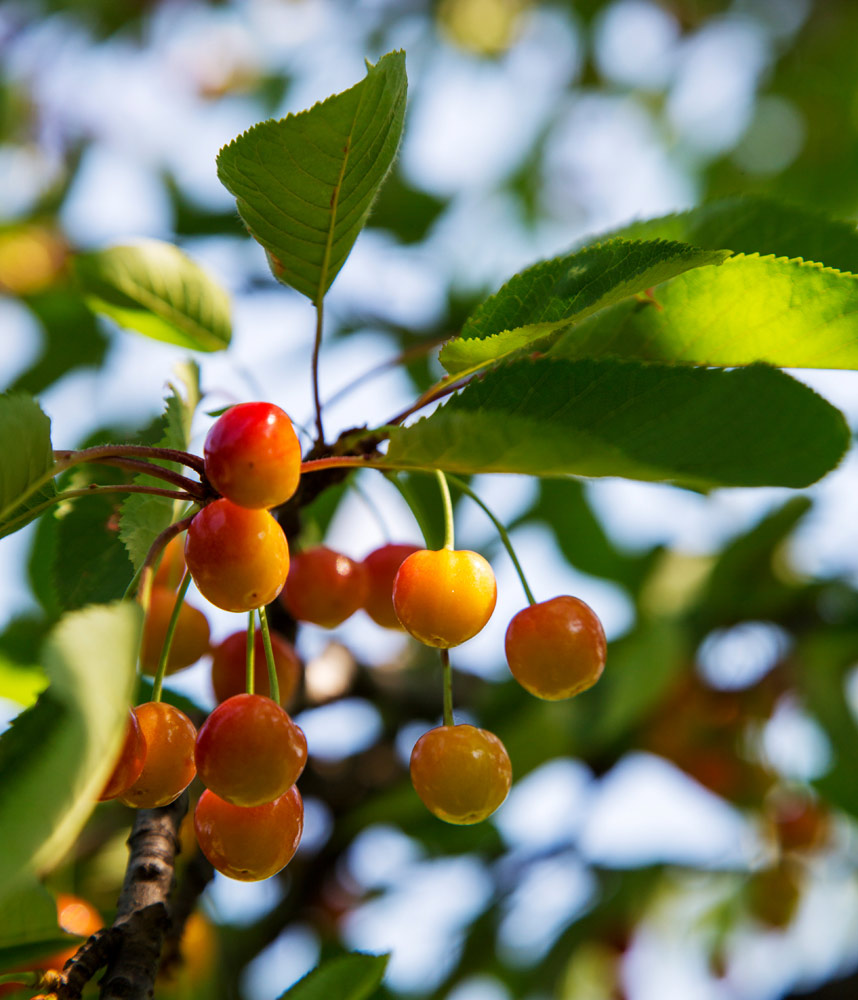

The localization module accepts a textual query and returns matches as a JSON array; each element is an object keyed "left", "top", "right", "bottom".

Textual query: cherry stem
[
  {"left": 312, "top": 299, "right": 326, "bottom": 446},
  {"left": 54, "top": 443, "right": 207, "bottom": 476},
  {"left": 444, "top": 473, "right": 536, "bottom": 606},
  {"left": 246, "top": 611, "right": 256, "bottom": 697},
  {"left": 257, "top": 605, "right": 280, "bottom": 705},
  {"left": 135, "top": 514, "right": 197, "bottom": 600},
  {"left": 151, "top": 572, "right": 192, "bottom": 702},
  {"left": 300, "top": 455, "right": 378, "bottom": 475},
  {"left": 441, "top": 649, "right": 454, "bottom": 727},
  {"left": 74, "top": 455, "right": 208, "bottom": 499},
  {"left": 436, "top": 470, "right": 455, "bottom": 551}
]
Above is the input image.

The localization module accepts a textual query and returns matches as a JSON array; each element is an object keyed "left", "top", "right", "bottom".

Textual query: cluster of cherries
[{"left": 98, "top": 400, "right": 609, "bottom": 882}]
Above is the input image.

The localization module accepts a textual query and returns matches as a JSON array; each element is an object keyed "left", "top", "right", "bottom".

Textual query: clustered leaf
[{"left": 0, "top": 392, "right": 56, "bottom": 539}]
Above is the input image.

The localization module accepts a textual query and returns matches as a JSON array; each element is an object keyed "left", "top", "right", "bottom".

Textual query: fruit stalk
[
  {"left": 441, "top": 648, "right": 454, "bottom": 728},
  {"left": 257, "top": 605, "right": 281, "bottom": 705},
  {"left": 151, "top": 572, "right": 193, "bottom": 702}
]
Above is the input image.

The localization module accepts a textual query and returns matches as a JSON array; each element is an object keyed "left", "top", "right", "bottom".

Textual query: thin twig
[
  {"left": 54, "top": 445, "right": 207, "bottom": 477},
  {"left": 74, "top": 456, "right": 208, "bottom": 499},
  {"left": 385, "top": 374, "right": 473, "bottom": 427},
  {"left": 312, "top": 301, "right": 326, "bottom": 445}
]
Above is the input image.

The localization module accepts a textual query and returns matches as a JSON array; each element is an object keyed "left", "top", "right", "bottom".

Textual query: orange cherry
[
  {"left": 393, "top": 549, "right": 497, "bottom": 647},
  {"left": 361, "top": 543, "right": 421, "bottom": 629},
  {"left": 98, "top": 708, "right": 148, "bottom": 801},
  {"left": 410, "top": 724, "right": 511, "bottom": 824},
  {"left": 194, "top": 786, "right": 304, "bottom": 881},
  {"left": 120, "top": 702, "right": 197, "bottom": 809},
  {"left": 184, "top": 499, "right": 289, "bottom": 612},
  {"left": 153, "top": 535, "right": 186, "bottom": 590},
  {"left": 195, "top": 694, "right": 307, "bottom": 807},
  {"left": 210, "top": 629, "right": 301, "bottom": 707},
  {"left": 504, "top": 596, "right": 606, "bottom": 700},
  {"left": 140, "top": 586, "right": 211, "bottom": 675},
  {"left": 280, "top": 546, "right": 367, "bottom": 628}
]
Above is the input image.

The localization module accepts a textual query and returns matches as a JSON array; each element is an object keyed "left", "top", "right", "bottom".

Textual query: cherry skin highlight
[
  {"left": 393, "top": 549, "right": 497, "bottom": 648},
  {"left": 194, "top": 785, "right": 304, "bottom": 881},
  {"left": 281, "top": 546, "right": 367, "bottom": 628},
  {"left": 119, "top": 702, "right": 197, "bottom": 809},
  {"left": 211, "top": 629, "right": 301, "bottom": 707},
  {"left": 195, "top": 693, "right": 307, "bottom": 807},
  {"left": 204, "top": 401, "right": 301, "bottom": 510},
  {"left": 98, "top": 708, "right": 148, "bottom": 801},
  {"left": 410, "top": 724, "right": 512, "bottom": 824},
  {"left": 362, "top": 542, "right": 421, "bottom": 629},
  {"left": 140, "top": 585, "right": 211, "bottom": 675},
  {"left": 185, "top": 499, "right": 289, "bottom": 612},
  {"left": 504, "top": 595, "right": 607, "bottom": 700}
]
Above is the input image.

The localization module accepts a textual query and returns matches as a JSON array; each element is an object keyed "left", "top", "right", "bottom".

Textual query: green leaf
[
  {"left": 0, "top": 601, "right": 141, "bottom": 902},
  {"left": 383, "top": 358, "right": 848, "bottom": 490},
  {"left": 612, "top": 195, "right": 858, "bottom": 273},
  {"left": 0, "top": 656, "right": 48, "bottom": 708},
  {"left": 74, "top": 241, "right": 231, "bottom": 352},
  {"left": 120, "top": 362, "right": 201, "bottom": 572},
  {"left": 0, "top": 392, "right": 56, "bottom": 536},
  {"left": 551, "top": 253, "right": 858, "bottom": 369},
  {"left": 217, "top": 51, "right": 407, "bottom": 303},
  {"left": 0, "top": 880, "right": 74, "bottom": 971},
  {"left": 277, "top": 953, "right": 389, "bottom": 1000},
  {"left": 439, "top": 240, "right": 730, "bottom": 376}
]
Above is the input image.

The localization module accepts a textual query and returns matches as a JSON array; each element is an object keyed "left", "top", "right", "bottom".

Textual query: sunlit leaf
[
  {"left": 217, "top": 51, "right": 407, "bottom": 302},
  {"left": 440, "top": 239, "right": 729, "bottom": 376},
  {"left": 74, "top": 241, "right": 231, "bottom": 352},
  {"left": 0, "top": 392, "right": 55, "bottom": 537}
]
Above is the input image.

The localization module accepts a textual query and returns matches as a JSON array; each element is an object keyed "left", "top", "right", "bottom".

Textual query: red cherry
[
  {"left": 204, "top": 402, "right": 301, "bottom": 510},
  {"left": 392, "top": 549, "right": 497, "bottom": 648},
  {"left": 194, "top": 785, "right": 304, "bottom": 881},
  {"left": 210, "top": 629, "right": 301, "bottom": 707},
  {"left": 184, "top": 499, "right": 289, "bottom": 612},
  {"left": 362, "top": 543, "right": 421, "bottom": 629},
  {"left": 119, "top": 702, "right": 197, "bottom": 809},
  {"left": 410, "top": 724, "right": 511, "bottom": 824},
  {"left": 280, "top": 546, "right": 367, "bottom": 628},
  {"left": 98, "top": 708, "right": 148, "bottom": 801},
  {"left": 195, "top": 693, "right": 307, "bottom": 807},
  {"left": 504, "top": 596, "right": 606, "bottom": 700}
]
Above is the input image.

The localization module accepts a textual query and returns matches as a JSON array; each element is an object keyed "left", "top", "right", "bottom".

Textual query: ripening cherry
[
  {"left": 504, "top": 596, "right": 607, "bottom": 700},
  {"left": 410, "top": 724, "right": 511, "bottom": 824},
  {"left": 280, "top": 546, "right": 367, "bottom": 628},
  {"left": 120, "top": 702, "right": 197, "bottom": 809},
  {"left": 153, "top": 535, "right": 186, "bottom": 590},
  {"left": 211, "top": 629, "right": 301, "bottom": 707},
  {"left": 393, "top": 549, "right": 497, "bottom": 648},
  {"left": 140, "top": 586, "right": 211, "bottom": 675},
  {"left": 204, "top": 402, "right": 301, "bottom": 510},
  {"left": 98, "top": 708, "right": 148, "bottom": 801},
  {"left": 184, "top": 499, "right": 289, "bottom": 612},
  {"left": 194, "top": 785, "right": 304, "bottom": 881},
  {"left": 195, "top": 693, "right": 307, "bottom": 807},
  {"left": 362, "top": 543, "right": 421, "bottom": 629}
]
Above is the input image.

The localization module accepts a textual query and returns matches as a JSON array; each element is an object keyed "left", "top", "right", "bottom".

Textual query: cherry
[
  {"left": 204, "top": 402, "right": 301, "bottom": 510},
  {"left": 120, "top": 702, "right": 197, "bottom": 809},
  {"left": 211, "top": 629, "right": 301, "bottom": 707},
  {"left": 392, "top": 549, "right": 497, "bottom": 648},
  {"left": 410, "top": 723, "right": 511, "bottom": 824},
  {"left": 280, "top": 546, "right": 367, "bottom": 628},
  {"left": 98, "top": 708, "right": 148, "bottom": 801},
  {"left": 140, "top": 586, "right": 211, "bottom": 675},
  {"left": 153, "top": 535, "right": 186, "bottom": 589},
  {"left": 195, "top": 693, "right": 307, "bottom": 807},
  {"left": 194, "top": 785, "right": 303, "bottom": 881},
  {"left": 184, "top": 499, "right": 289, "bottom": 612},
  {"left": 362, "top": 543, "right": 421, "bottom": 629},
  {"left": 504, "top": 596, "right": 607, "bottom": 700}
]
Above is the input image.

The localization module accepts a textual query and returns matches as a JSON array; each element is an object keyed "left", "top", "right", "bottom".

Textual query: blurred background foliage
[{"left": 4, "top": 1, "right": 858, "bottom": 998}]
